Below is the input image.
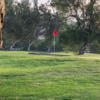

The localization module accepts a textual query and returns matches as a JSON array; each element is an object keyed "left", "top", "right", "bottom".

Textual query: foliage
[
  {"left": 39, "top": 4, "right": 62, "bottom": 48},
  {"left": 2, "top": 0, "right": 62, "bottom": 51},
  {"left": 3, "top": 0, "right": 23, "bottom": 40},
  {"left": 59, "top": 24, "right": 84, "bottom": 45},
  {"left": 63, "top": 45, "right": 71, "bottom": 53},
  {"left": 90, "top": 41, "right": 100, "bottom": 54},
  {"left": 30, "top": 43, "right": 37, "bottom": 51},
  {"left": 63, "top": 44, "right": 84, "bottom": 55},
  {"left": 53, "top": 0, "right": 100, "bottom": 55},
  {"left": 55, "top": 41, "right": 63, "bottom": 52},
  {"left": 59, "top": 24, "right": 84, "bottom": 53},
  {"left": 14, "top": 0, "right": 40, "bottom": 48},
  {"left": 37, "top": 40, "right": 48, "bottom": 51},
  {"left": 3, "top": 0, "right": 41, "bottom": 49}
]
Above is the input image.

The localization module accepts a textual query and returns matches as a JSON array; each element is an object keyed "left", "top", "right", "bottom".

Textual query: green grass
[{"left": 0, "top": 51, "right": 100, "bottom": 100}]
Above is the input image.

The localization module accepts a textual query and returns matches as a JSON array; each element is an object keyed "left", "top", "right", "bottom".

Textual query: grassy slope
[{"left": 0, "top": 51, "right": 100, "bottom": 100}]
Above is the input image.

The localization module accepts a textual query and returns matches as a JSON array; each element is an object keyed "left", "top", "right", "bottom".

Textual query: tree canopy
[
  {"left": 2, "top": 0, "right": 100, "bottom": 54},
  {"left": 53, "top": 0, "right": 100, "bottom": 54},
  {"left": 2, "top": 0, "right": 62, "bottom": 51}
]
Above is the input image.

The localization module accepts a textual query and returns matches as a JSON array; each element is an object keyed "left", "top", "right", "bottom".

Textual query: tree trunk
[
  {"left": 48, "top": 45, "right": 52, "bottom": 53},
  {"left": 0, "top": 31, "right": 3, "bottom": 49},
  {"left": 79, "top": 42, "right": 90, "bottom": 55},
  {"left": 10, "top": 41, "right": 17, "bottom": 50},
  {"left": 28, "top": 41, "right": 34, "bottom": 51},
  {"left": 0, "top": 0, "right": 5, "bottom": 49}
]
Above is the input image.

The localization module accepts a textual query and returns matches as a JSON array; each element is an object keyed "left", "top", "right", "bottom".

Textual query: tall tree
[
  {"left": 3, "top": 0, "right": 40, "bottom": 50},
  {"left": 39, "top": 4, "right": 61, "bottom": 52},
  {"left": 0, "top": 0, "right": 5, "bottom": 49},
  {"left": 53, "top": 0, "right": 100, "bottom": 55},
  {"left": 3, "top": 0, "right": 24, "bottom": 49}
]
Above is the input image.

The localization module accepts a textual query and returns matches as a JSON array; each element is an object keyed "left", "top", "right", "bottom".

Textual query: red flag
[{"left": 53, "top": 29, "right": 57, "bottom": 37}]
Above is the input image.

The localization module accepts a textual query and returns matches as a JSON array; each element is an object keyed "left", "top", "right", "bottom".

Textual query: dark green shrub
[
  {"left": 37, "top": 40, "right": 48, "bottom": 51},
  {"left": 90, "top": 41, "right": 100, "bottom": 54},
  {"left": 55, "top": 42, "right": 63, "bottom": 51}
]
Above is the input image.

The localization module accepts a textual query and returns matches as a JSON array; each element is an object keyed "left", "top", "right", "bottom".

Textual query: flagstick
[{"left": 54, "top": 36, "right": 55, "bottom": 56}]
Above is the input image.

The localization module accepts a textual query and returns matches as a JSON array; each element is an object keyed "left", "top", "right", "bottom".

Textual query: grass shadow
[{"left": 55, "top": 96, "right": 72, "bottom": 100}]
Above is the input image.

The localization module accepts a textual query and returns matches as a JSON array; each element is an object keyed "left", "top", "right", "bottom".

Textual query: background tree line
[
  {"left": 2, "top": 0, "right": 62, "bottom": 52},
  {"left": 2, "top": 0, "right": 100, "bottom": 54}
]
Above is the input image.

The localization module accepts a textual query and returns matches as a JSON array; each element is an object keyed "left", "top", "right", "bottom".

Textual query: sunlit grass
[{"left": 0, "top": 51, "right": 100, "bottom": 100}]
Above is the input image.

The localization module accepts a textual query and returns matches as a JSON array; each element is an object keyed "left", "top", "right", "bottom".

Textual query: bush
[
  {"left": 90, "top": 41, "right": 100, "bottom": 54},
  {"left": 63, "top": 43, "right": 83, "bottom": 54},
  {"left": 55, "top": 42, "right": 63, "bottom": 51},
  {"left": 37, "top": 40, "right": 48, "bottom": 51},
  {"left": 30, "top": 43, "right": 37, "bottom": 50},
  {"left": 37, "top": 40, "right": 63, "bottom": 52}
]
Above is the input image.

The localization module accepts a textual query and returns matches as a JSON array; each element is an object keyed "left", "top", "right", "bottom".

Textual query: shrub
[
  {"left": 37, "top": 40, "right": 48, "bottom": 51},
  {"left": 90, "top": 41, "right": 100, "bottom": 54}
]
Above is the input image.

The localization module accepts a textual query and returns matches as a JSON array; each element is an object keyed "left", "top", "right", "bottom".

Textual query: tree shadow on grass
[
  {"left": 55, "top": 96, "right": 72, "bottom": 100},
  {"left": 35, "top": 58, "right": 78, "bottom": 63},
  {"left": 20, "top": 95, "right": 72, "bottom": 100},
  {"left": 28, "top": 53, "right": 70, "bottom": 57},
  {"left": 0, "top": 74, "right": 26, "bottom": 79}
]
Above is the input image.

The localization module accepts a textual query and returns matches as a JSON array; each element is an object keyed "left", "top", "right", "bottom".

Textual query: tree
[
  {"left": 53, "top": 0, "right": 100, "bottom": 55},
  {"left": 3, "top": 0, "right": 24, "bottom": 49},
  {"left": 39, "top": 4, "right": 61, "bottom": 52},
  {"left": 0, "top": 0, "right": 5, "bottom": 49},
  {"left": 18, "top": 0, "right": 41, "bottom": 50},
  {"left": 90, "top": 41, "right": 100, "bottom": 53},
  {"left": 3, "top": 0, "right": 40, "bottom": 50}
]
